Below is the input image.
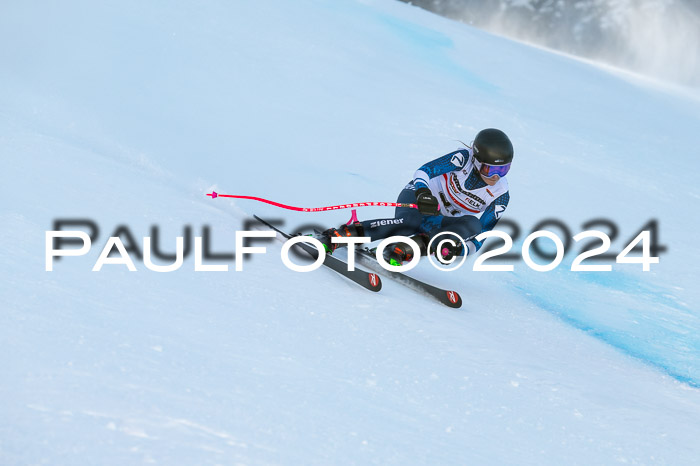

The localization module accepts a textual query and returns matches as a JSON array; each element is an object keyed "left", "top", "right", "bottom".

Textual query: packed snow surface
[{"left": 2, "top": 0, "right": 700, "bottom": 464}]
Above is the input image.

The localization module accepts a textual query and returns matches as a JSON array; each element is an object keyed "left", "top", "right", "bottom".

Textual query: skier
[{"left": 318, "top": 128, "right": 513, "bottom": 265}]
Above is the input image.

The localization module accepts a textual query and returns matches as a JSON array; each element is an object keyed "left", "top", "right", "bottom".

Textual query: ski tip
[
  {"left": 208, "top": 191, "right": 218, "bottom": 199},
  {"left": 368, "top": 273, "right": 382, "bottom": 292},
  {"left": 445, "top": 290, "right": 462, "bottom": 308}
]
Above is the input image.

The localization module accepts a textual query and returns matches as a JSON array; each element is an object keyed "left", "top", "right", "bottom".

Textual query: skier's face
[{"left": 480, "top": 173, "right": 500, "bottom": 186}]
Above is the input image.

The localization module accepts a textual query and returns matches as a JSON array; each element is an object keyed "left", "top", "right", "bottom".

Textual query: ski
[
  {"left": 353, "top": 247, "right": 462, "bottom": 308},
  {"left": 253, "top": 215, "right": 382, "bottom": 292}
]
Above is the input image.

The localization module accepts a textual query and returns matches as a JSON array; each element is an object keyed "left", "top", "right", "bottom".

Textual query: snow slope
[{"left": 2, "top": 0, "right": 700, "bottom": 464}]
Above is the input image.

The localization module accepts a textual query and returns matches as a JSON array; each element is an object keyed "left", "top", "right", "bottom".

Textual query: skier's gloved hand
[{"left": 415, "top": 187, "right": 439, "bottom": 215}]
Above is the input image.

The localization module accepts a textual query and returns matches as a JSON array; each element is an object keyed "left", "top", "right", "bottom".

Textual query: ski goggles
[{"left": 475, "top": 160, "right": 511, "bottom": 178}]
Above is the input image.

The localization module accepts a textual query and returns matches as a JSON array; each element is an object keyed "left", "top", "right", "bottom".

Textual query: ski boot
[
  {"left": 382, "top": 234, "right": 428, "bottom": 266},
  {"left": 317, "top": 222, "right": 365, "bottom": 254}
]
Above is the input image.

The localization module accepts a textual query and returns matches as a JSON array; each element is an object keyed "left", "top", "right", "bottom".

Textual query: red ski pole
[{"left": 206, "top": 191, "right": 417, "bottom": 212}]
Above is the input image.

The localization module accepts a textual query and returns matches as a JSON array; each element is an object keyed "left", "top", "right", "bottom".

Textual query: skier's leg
[
  {"left": 358, "top": 185, "right": 423, "bottom": 241},
  {"left": 365, "top": 183, "right": 431, "bottom": 265},
  {"left": 422, "top": 215, "right": 482, "bottom": 259},
  {"left": 319, "top": 183, "right": 423, "bottom": 252}
]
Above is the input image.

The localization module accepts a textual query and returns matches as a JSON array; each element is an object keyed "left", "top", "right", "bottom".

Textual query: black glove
[{"left": 415, "top": 187, "right": 439, "bottom": 215}]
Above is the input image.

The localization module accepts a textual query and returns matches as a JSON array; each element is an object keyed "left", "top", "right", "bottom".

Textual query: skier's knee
[
  {"left": 442, "top": 215, "right": 481, "bottom": 241},
  {"left": 461, "top": 215, "right": 482, "bottom": 239}
]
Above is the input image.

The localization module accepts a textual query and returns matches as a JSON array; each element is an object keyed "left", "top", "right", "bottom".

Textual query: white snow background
[{"left": 2, "top": 0, "right": 700, "bottom": 464}]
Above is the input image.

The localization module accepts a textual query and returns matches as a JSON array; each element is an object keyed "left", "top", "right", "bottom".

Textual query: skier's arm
[
  {"left": 413, "top": 150, "right": 469, "bottom": 189},
  {"left": 466, "top": 191, "right": 510, "bottom": 255}
]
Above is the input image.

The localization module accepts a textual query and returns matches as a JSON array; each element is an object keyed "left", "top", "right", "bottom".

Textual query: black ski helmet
[{"left": 472, "top": 128, "right": 513, "bottom": 165}]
